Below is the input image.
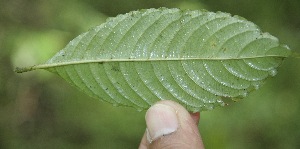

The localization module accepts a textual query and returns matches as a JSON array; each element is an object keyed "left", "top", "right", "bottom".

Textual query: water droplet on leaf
[{"left": 269, "top": 69, "right": 277, "bottom": 76}]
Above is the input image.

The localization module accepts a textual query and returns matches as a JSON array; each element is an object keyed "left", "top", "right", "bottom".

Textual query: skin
[{"left": 139, "top": 100, "right": 205, "bottom": 149}]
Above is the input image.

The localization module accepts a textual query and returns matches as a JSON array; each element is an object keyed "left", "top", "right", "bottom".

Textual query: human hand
[{"left": 139, "top": 100, "right": 205, "bottom": 149}]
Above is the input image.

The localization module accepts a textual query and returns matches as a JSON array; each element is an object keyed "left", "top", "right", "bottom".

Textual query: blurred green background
[{"left": 1, "top": 0, "right": 300, "bottom": 148}]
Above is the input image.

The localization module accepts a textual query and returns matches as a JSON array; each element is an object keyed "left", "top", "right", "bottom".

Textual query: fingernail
[{"left": 145, "top": 104, "right": 179, "bottom": 143}]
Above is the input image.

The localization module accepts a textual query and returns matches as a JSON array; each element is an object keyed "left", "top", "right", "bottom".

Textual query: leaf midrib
[{"left": 15, "top": 55, "right": 286, "bottom": 73}]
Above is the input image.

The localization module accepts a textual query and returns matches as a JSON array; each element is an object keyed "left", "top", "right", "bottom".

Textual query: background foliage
[{"left": 1, "top": 0, "right": 299, "bottom": 148}]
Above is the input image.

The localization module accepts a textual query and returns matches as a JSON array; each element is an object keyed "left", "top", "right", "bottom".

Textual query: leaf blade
[{"left": 15, "top": 8, "right": 291, "bottom": 111}]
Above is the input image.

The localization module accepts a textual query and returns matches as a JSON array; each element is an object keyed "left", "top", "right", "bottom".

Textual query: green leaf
[{"left": 15, "top": 8, "right": 291, "bottom": 112}]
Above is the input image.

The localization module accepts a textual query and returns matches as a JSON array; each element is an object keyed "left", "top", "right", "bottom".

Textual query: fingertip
[
  {"left": 142, "top": 100, "right": 205, "bottom": 149},
  {"left": 145, "top": 103, "right": 179, "bottom": 143}
]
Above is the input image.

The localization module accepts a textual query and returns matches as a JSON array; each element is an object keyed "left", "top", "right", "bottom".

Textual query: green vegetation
[{"left": 1, "top": 0, "right": 300, "bottom": 148}]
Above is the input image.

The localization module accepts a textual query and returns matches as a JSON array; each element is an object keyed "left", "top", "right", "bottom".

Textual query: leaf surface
[{"left": 16, "top": 8, "right": 291, "bottom": 111}]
